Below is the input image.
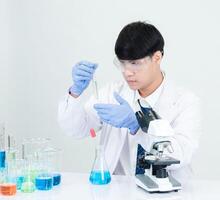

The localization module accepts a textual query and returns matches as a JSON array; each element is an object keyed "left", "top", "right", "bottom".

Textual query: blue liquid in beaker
[
  {"left": 35, "top": 175, "right": 53, "bottom": 190},
  {"left": 53, "top": 173, "right": 61, "bottom": 186},
  {"left": 89, "top": 171, "right": 111, "bottom": 185}
]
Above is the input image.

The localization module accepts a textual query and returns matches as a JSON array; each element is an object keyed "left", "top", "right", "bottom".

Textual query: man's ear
[{"left": 152, "top": 51, "right": 163, "bottom": 64}]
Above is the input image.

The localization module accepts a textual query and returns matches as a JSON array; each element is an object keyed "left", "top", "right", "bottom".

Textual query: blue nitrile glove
[
  {"left": 94, "top": 92, "right": 139, "bottom": 134},
  {"left": 69, "top": 61, "right": 98, "bottom": 96}
]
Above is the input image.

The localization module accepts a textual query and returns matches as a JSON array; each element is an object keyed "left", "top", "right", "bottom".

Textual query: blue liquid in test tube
[
  {"left": 35, "top": 175, "right": 53, "bottom": 190},
  {"left": 89, "top": 171, "right": 111, "bottom": 185},
  {"left": 0, "top": 151, "right": 6, "bottom": 168}
]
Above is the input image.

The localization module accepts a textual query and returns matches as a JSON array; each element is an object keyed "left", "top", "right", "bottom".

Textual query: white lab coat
[{"left": 58, "top": 76, "right": 202, "bottom": 183}]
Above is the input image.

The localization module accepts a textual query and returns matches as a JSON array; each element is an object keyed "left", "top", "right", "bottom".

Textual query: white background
[{"left": 0, "top": 0, "right": 219, "bottom": 179}]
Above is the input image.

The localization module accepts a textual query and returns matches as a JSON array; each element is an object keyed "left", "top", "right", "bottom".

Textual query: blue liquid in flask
[
  {"left": 89, "top": 171, "right": 111, "bottom": 185},
  {"left": 35, "top": 175, "right": 53, "bottom": 190},
  {"left": 16, "top": 176, "right": 25, "bottom": 190},
  {"left": 53, "top": 173, "right": 61, "bottom": 186}
]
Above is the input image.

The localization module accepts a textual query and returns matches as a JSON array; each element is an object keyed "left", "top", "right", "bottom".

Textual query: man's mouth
[
  {"left": 127, "top": 80, "right": 137, "bottom": 85},
  {"left": 127, "top": 79, "right": 136, "bottom": 82}
]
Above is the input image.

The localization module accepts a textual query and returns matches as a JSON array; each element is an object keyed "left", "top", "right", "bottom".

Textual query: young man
[{"left": 58, "top": 21, "right": 201, "bottom": 182}]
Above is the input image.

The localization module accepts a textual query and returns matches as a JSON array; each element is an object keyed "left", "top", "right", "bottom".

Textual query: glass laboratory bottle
[{"left": 89, "top": 145, "right": 111, "bottom": 185}]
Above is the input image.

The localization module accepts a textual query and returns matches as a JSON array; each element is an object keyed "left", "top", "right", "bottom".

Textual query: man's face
[{"left": 115, "top": 52, "right": 162, "bottom": 91}]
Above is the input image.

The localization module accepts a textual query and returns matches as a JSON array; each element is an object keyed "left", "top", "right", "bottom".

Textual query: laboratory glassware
[
  {"left": 0, "top": 123, "right": 6, "bottom": 169},
  {"left": 89, "top": 145, "right": 111, "bottom": 185}
]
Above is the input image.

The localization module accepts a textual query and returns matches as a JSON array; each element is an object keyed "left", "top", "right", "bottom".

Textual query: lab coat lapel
[{"left": 153, "top": 80, "right": 180, "bottom": 123}]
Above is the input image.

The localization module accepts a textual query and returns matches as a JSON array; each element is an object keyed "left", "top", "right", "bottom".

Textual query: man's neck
[{"left": 138, "top": 71, "right": 164, "bottom": 98}]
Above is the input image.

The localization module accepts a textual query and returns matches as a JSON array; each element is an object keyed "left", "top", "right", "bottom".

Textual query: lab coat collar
[{"left": 134, "top": 72, "right": 165, "bottom": 108}]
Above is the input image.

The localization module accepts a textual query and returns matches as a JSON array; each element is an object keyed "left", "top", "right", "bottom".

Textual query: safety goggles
[{"left": 113, "top": 56, "right": 151, "bottom": 72}]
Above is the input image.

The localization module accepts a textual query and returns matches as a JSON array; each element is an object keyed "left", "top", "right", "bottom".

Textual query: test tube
[
  {"left": 92, "top": 78, "right": 99, "bottom": 100},
  {"left": 0, "top": 123, "right": 6, "bottom": 169},
  {"left": 92, "top": 78, "right": 104, "bottom": 134}
]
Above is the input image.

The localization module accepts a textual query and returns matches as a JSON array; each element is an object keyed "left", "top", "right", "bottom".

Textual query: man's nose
[{"left": 123, "top": 67, "right": 135, "bottom": 76}]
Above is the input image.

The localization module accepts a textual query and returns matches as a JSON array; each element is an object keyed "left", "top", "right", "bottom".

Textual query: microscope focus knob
[{"left": 156, "top": 169, "right": 168, "bottom": 179}]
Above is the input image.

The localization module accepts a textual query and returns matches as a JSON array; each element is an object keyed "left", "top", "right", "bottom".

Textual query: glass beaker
[
  {"left": 35, "top": 173, "right": 53, "bottom": 191},
  {"left": 0, "top": 182, "right": 16, "bottom": 196},
  {"left": 89, "top": 145, "right": 111, "bottom": 185},
  {"left": 35, "top": 148, "right": 54, "bottom": 190},
  {"left": 0, "top": 159, "right": 17, "bottom": 196},
  {"left": 21, "top": 138, "right": 51, "bottom": 185},
  {"left": 45, "top": 148, "right": 62, "bottom": 186},
  {"left": 35, "top": 147, "right": 62, "bottom": 188},
  {"left": 22, "top": 138, "right": 51, "bottom": 160}
]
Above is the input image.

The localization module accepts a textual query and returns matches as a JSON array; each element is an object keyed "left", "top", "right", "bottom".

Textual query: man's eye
[{"left": 130, "top": 61, "right": 137, "bottom": 65}]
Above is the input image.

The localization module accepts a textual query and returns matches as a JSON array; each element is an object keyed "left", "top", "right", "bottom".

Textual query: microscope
[{"left": 135, "top": 100, "right": 181, "bottom": 193}]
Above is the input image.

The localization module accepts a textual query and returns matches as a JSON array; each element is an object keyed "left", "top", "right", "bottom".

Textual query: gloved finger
[
  {"left": 74, "top": 75, "right": 91, "bottom": 81},
  {"left": 96, "top": 109, "right": 110, "bottom": 115},
  {"left": 99, "top": 118, "right": 111, "bottom": 125},
  {"left": 96, "top": 112, "right": 112, "bottom": 123},
  {"left": 97, "top": 115, "right": 115, "bottom": 125},
  {"left": 75, "top": 69, "right": 92, "bottom": 78},
  {"left": 94, "top": 104, "right": 116, "bottom": 110},
  {"left": 79, "top": 60, "right": 98, "bottom": 69},
  {"left": 95, "top": 110, "right": 111, "bottom": 117},
  {"left": 81, "top": 63, "right": 98, "bottom": 70},
  {"left": 97, "top": 113, "right": 111, "bottom": 121},
  {"left": 101, "top": 118, "right": 120, "bottom": 128},
  {"left": 96, "top": 109, "right": 113, "bottom": 118},
  {"left": 113, "top": 92, "right": 127, "bottom": 105},
  {"left": 77, "top": 64, "right": 96, "bottom": 74},
  {"left": 78, "top": 62, "right": 98, "bottom": 71}
]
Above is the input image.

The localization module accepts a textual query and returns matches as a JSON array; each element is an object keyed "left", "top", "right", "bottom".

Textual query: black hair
[{"left": 115, "top": 21, "right": 164, "bottom": 60}]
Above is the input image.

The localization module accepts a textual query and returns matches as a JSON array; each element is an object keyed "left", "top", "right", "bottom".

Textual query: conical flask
[{"left": 89, "top": 145, "right": 111, "bottom": 185}]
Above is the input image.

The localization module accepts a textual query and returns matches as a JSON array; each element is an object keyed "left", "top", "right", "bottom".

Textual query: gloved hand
[
  {"left": 69, "top": 61, "right": 98, "bottom": 96},
  {"left": 94, "top": 92, "right": 139, "bottom": 134}
]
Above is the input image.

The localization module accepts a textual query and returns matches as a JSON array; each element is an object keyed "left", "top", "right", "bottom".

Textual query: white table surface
[{"left": 1, "top": 172, "right": 220, "bottom": 200}]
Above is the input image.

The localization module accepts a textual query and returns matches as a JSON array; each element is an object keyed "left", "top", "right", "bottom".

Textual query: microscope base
[{"left": 135, "top": 173, "right": 181, "bottom": 193}]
